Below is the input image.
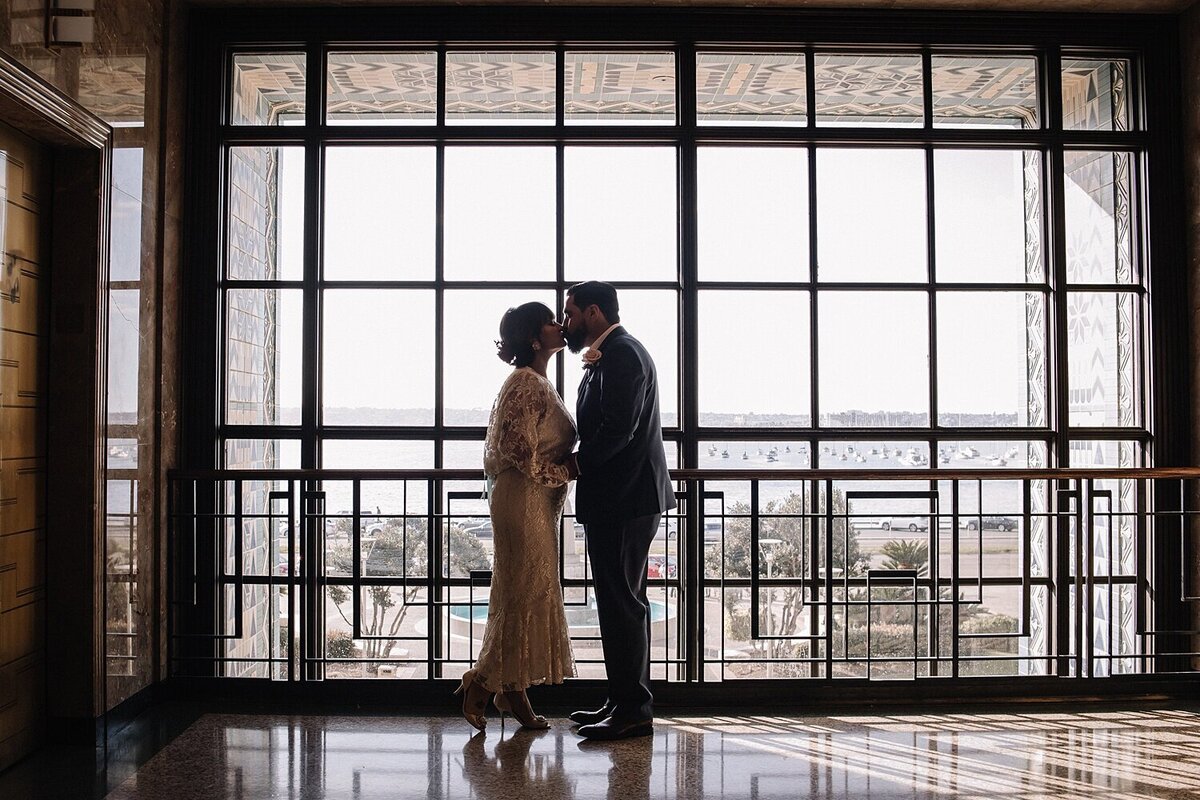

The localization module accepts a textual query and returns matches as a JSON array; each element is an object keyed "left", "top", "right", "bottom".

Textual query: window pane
[
  {"left": 565, "top": 52, "right": 675, "bottom": 125},
  {"left": 699, "top": 291, "right": 810, "bottom": 426},
  {"left": 324, "top": 147, "right": 435, "bottom": 280},
  {"left": 1068, "top": 439, "right": 1141, "bottom": 469},
  {"left": 231, "top": 52, "right": 306, "bottom": 126},
  {"left": 227, "top": 146, "right": 304, "bottom": 281},
  {"left": 444, "top": 290, "right": 557, "bottom": 426},
  {"left": 446, "top": 52, "right": 555, "bottom": 125},
  {"left": 935, "top": 150, "right": 1043, "bottom": 283},
  {"left": 1064, "top": 151, "right": 1134, "bottom": 284},
  {"left": 818, "top": 441, "right": 930, "bottom": 468},
  {"left": 814, "top": 54, "right": 922, "bottom": 127},
  {"left": 224, "top": 439, "right": 301, "bottom": 470},
  {"left": 108, "top": 290, "right": 139, "bottom": 422},
  {"left": 321, "top": 439, "right": 434, "bottom": 516},
  {"left": 698, "top": 147, "right": 808, "bottom": 282},
  {"left": 1062, "top": 58, "right": 1129, "bottom": 131},
  {"left": 326, "top": 52, "right": 436, "bottom": 125},
  {"left": 564, "top": 147, "right": 676, "bottom": 281},
  {"left": 1067, "top": 292, "right": 1139, "bottom": 427},
  {"left": 937, "top": 292, "right": 1046, "bottom": 427},
  {"left": 444, "top": 147, "right": 555, "bottom": 281},
  {"left": 818, "top": 292, "right": 929, "bottom": 426},
  {"left": 225, "top": 289, "right": 302, "bottom": 426},
  {"left": 323, "top": 290, "right": 435, "bottom": 425},
  {"left": 817, "top": 149, "right": 926, "bottom": 282},
  {"left": 696, "top": 52, "right": 807, "bottom": 126},
  {"left": 563, "top": 290, "right": 678, "bottom": 426},
  {"left": 931, "top": 56, "right": 1038, "bottom": 129}
]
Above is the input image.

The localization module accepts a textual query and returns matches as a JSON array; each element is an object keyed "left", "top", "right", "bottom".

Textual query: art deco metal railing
[{"left": 167, "top": 467, "right": 1200, "bottom": 687}]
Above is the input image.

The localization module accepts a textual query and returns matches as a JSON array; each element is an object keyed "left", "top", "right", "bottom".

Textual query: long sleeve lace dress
[{"left": 475, "top": 367, "right": 578, "bottom": 693}]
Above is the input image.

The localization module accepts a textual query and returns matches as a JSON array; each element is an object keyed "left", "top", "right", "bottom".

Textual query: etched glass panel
[
  {"left": 931, "top": 56, "right": 1038, "bottom": 129},
  {"left": 324, "top": 147, "right": 436, "bottom": 280},
  {"left": 444, "top": 147, "right": 555, "bottom": 281},
  {"left": 1064, "top": 150, "right": 1134, "bottom": 284},
  {"left": 224, "top": 289, "right": 302, "bottom": 426},
  {"left": 326, "top": 51, "right": 436, "bottom": 125},
  {"left": 817, "top": 148, "right": 926, "bottom": 282},
  {"left": 935, "top": 149, "right": 1043, "bottom": 283},
  {"left": 699, "top": 291, "right": 811, "bottom": 428},
  {"left": 1062, "top": 58, "right": 1129, "bottom": 131},
  {"left": 818, "top": 292, "right": 929, "bottom": 426},
  {"left": 565, "top": 52, "right": 675, "bottom": 125},
  {"left": 231, "top": 53, "right": 306, "bottom": 125},
  {"left": 696, "top": 52, "right": 807, "bottom": 126},
  {"left": 814, "top": 53, "right": 922, "bottom": 127},
  {"left": 1067, "top": 292, "right": 1139, "bottom": 427},
  {"left": 446, "top": 51, "right": 555, "bottom": 125},
  {"left": 698, "top": 147, "right": 808, "bottom": 282},
  {"left": 937, "top": 292, "right": 1047, "bottom": 428}
]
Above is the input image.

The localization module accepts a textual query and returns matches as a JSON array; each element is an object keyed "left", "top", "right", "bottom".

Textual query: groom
[{"left": 562, "top": 281, "right": 676, "bottom": 741}]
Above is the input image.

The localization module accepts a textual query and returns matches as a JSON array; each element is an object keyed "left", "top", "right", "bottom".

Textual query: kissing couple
[{"left": 454, "top": 280, "right": 675, "bottom": 741}]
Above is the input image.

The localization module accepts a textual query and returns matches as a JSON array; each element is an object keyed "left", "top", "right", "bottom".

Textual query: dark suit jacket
[{"left": 575, "top": 327, "right": 676, "bottom": 525}]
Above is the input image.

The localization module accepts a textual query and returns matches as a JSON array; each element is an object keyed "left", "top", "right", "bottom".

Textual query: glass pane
[
  {"left": 1067, "top": 292, "right": 1139, "bottom": 427},
  {"left": 814, "top": 53, "right": 922, "bottom": 127},
  {"left": 443, "top": 290, "right": 557, "bottom": 426},
  {"left": 321, "top": 439, "right": 434, "bottom": 516},
  {"left": 322, "top": 290, "right": 435, "bottom": 425},
  {"left": 935, "top": 150, "right": 1043, "bottom": 283},
  {"left": 225, "top": 289, "right": 302, "bottom": 426},
  {"left": 931, "top": 56, "right": 1038, "bottom": 129},
  {"left": 937, "top": 292, "right": 1047, "bottom": 427},
  {"left": 696, "top": 52, "right": 807, "bottom": 126},
  {"left": 937, "top": 440, "right": 1047, "bottom": 469},
  {"left": 565, "top": 52, "right": 675, "bottom": 125},
  {"left": 324, "top": 147, "right": 435, "bottom": 280},
  {"left": 110, "top": 148, "right": 143, "bottom": 282},
  {"left": 107, "top": 290, "right": 139, "bottom": 423},
  {"left": 223, "top": 438, "right": 302, "bottom": 470},
  {"left": 818, "top": 441, "right": 930, "bottom": 468},
  {"left": 443, "top": 439, "right": 484, "bottom": 469},
  {"left": 817, "top": 149, "right": 926, "bottom": 282},
  {"left": 446, "top": 52, "right": 555, "bottom": 125},
  {"left": 230, "top": 53, "right": 306, "bottom": 126},
  {"left": 326, "top": 51, "right": 436, "bottom": 125},
  {"left": 818, "top": 292, "right": 929, "bottom": 426},
  {"left": 564, "top": 147, "right": 676, "bottom": 281},
  {"left": 563, "top": 290, "right": 679, "bottom": 426},
  {"left": 1064, "top": 151, "right": 1134, "bottom": 284},
  {"left": 444, "top": 147, "right": 555, "bottom": 281},
  {"left": 1062, "top": 58, "right": 1129, "bottom": 131},
  {"left": 227, "top": 146, "right": 304, "bottom": 281},
  {"left": 697, "top": 147, "right": 808, "bottom": 282},
  {"left": 699, "top": 291, "right": 810, "bottom": 427},
  {"left": 1068, "top": 439, "right": 1141, "bottom": 469}
]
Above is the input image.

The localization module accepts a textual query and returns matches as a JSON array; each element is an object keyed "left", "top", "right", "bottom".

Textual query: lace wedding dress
[{"left": 476, "top": 367, "right": 578, "bottom": 692}]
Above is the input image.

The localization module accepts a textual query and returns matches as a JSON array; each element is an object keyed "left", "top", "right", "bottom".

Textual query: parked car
[
  {"left": 965, "top": 516, "right": 1017, "bottom": 532},
  {"left": 882, "top": 516, "right": 929, "bottom": 532},
  {"left": 647, "top": 555, "right": 678, "bottom": 580}
]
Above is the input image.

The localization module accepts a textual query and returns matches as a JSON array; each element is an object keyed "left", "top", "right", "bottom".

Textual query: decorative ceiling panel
[
  {"left": 696, "top": 52, "right": 807, "bottom": 125},
  {"left": 445, "top": 51, "right": 556, "bottom": 124},
  {"left": 564, "top": 52, "right": 675, "bottom": 124},
  {"left": 231, "top": 53, "right": 306, "bottom": 125},
  {"left": 327, "top": 51, "right": 437, "bottom": 123},
  {"left": 932, "top": 56, "right": 1039, "bottom": 128},
  {"left": 814, "top": 53, "right": 923, "bottom": 126},
  {"left": 79, "top": 55, "right": 147, "bottom": 124}
]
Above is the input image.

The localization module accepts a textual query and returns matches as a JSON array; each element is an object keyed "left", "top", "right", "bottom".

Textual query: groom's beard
[{"left": 565, "top": 326, "right": 588, "bottom": 353}]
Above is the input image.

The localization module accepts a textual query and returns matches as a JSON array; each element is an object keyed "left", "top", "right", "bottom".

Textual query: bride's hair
[{"left": 496, "top": 302, "right": 554, "bottom": 367}]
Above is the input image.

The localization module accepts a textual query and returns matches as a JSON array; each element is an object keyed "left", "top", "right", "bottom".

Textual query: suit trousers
[{"left": 584, "top": 512, "right": 661, "bottom": 722}]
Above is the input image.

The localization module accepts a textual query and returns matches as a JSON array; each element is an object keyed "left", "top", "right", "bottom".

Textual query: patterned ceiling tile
[
  {"left": 814, "top": 53, "right": 923, "bottom": 126},
  {"left": 327, "top": 52, "right": 436, "bottom": 124},
  {"left": 445, "top": 52, "right": 555, "bottom": 124},
  {"left": 565, "top": 52, "right": 675, "bottom": 124},
  {"left": 231, "top": 53, "right": 306, "bottom": 125},
  {"left": 696, "top": 52, "right": 807, "bottom": 125},
  {"left": 1062, "top": 59, "right": 1128, "bottom": 132},
  {"left": 79, "top": 55, "right": 146, "bottom": 124},
  {"left": 932, "top": 56, "right": 1038, "bottom": 128}
]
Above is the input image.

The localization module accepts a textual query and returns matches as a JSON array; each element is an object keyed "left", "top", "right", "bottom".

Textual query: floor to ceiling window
[{"left": 182, "top": 9, "right": 1183, "bottom": 685}]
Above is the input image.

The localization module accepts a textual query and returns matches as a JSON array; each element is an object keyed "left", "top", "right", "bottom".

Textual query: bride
[{"left": 455, "top": 302, "right": 577, "bottom": 731}]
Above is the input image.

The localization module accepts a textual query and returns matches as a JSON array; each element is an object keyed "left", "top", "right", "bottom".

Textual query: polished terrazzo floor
[{"left": 95, "top": 708, "right": 1200, "bottom": 799}]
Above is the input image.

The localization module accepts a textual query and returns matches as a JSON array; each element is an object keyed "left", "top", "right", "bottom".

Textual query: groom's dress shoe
[
  {"left": 569, "top": 705, "right": 614, "bottom": 726},
  {"left": 576, "top": 715, "right": 653, "bottom": 740}
]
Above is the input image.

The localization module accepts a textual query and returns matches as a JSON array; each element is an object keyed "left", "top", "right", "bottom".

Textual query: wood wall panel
[{"left": 0, "top": 118, "right": 47, "bottom": 772}]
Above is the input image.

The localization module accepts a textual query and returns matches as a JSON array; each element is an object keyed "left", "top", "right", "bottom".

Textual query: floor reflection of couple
[{"left": 459, "top": 728, "right": 652, "bottom": 800}]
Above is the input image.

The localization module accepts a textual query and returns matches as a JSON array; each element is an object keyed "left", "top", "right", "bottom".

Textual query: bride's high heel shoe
[
  {"left": 454, "top": 668, "right": 491, "bottom": 731},
  {"left": 494, "top": 689, "right": 550, "bottom": 730}
]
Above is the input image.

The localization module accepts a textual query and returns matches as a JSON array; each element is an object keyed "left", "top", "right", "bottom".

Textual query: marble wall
[{"left": 0, "top": 0, "right": 176, "bottom": 714}]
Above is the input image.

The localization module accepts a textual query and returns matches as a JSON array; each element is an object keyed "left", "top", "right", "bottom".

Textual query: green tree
[{"left": 880, "top": 539, "right": 929, "bottom": 577}]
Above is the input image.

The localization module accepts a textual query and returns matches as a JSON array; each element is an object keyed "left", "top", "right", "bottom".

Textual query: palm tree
[{"left": 880, "top": 538, "right": 929, "bottom": 577}]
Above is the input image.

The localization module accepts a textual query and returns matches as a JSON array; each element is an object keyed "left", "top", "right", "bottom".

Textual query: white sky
[{"left": 263, "top": 144, "right": 1043, "bottom": 420}]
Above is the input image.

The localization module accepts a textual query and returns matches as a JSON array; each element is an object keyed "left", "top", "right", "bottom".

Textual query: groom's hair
[{"left": 567, "top": 281, "right": 620, "bottom": 324}]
